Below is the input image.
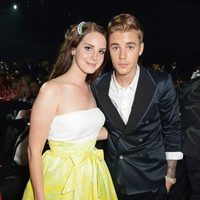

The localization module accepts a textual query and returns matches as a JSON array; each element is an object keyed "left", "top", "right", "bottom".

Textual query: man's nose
[{"left": 119, "top": 49, "right": 126, "bottom": 59}]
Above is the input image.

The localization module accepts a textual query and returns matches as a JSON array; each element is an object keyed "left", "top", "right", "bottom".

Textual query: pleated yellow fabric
[{"left": 22, "top": 140, "right": 117, "bottom": 200}]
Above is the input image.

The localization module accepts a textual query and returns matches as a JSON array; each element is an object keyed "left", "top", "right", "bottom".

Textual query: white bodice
[{"left": 48, "top": 108, "right": 105, "bottom": 142}]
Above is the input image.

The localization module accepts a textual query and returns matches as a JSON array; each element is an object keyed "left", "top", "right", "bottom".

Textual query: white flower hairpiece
[{"left": 77, "top": 21, "right": 86, "bottom": 35}]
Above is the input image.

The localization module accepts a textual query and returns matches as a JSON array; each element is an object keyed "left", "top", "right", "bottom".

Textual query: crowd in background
[
  {"left": 0, "top": 58, "right": 53, "bottom": 199},
  {"left": 1, "top": 58, "right": 199, "bottom": 103},
  {"left": 0, "top": 59, "right": 52, "bottom": 102}
]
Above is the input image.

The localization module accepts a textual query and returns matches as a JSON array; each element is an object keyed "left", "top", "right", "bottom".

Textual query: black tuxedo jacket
[
  {"left": 179, "top": 76, "right": 200, "bottom": 159},
  {"left": 92, "top": 66, "right": 182, "bottom": 195}
]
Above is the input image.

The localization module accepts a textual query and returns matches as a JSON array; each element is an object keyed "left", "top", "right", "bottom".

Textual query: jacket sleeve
[{"left": 158, "top": 73, "right": 182, "bottom": 155}]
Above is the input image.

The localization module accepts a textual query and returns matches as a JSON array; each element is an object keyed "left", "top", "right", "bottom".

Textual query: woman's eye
[
  {"left": 99, "top": 50, "right": 106, "bottom": 55},
  {"left": 84, "top": 46, "right": 92, "bottom": 51}
]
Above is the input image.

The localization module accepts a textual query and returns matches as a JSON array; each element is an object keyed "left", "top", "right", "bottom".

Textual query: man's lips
[{"left": 118, "top": 63, "right": 129, "bottom": 67}]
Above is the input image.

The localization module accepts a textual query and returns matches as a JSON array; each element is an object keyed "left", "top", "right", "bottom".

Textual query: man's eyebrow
[
  {"left": 110, "top": 42, "right": 137, "bottom": 46},
  {"left": 126, "top": 42, "right": 137, "bottom": 45},
  {"left": 110, "top": 43, "right": 119, "bottom": 46}
]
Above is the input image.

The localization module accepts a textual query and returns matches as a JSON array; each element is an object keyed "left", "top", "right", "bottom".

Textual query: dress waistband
[{"left": 42, "top": 143, "right": 104, "bottom": 196}]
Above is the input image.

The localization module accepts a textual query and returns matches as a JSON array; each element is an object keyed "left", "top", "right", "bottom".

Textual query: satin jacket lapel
[
  {"left": 97, "top": 73, "right": 125, "bottom": 130},
  {"left": 123, "top": 66, "right": 156, "bottom": 136}
]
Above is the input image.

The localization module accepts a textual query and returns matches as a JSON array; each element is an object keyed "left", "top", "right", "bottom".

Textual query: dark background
[{"left": 1, "top": 0, "right": 200, "bottom": 76}]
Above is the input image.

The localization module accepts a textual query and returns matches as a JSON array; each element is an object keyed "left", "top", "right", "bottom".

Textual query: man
[
  {"left": 168, "top": 72, "right": 200, "bottom": 200},
  {"left": 92, "top": 13, "right": 183, "bottom": 200}
]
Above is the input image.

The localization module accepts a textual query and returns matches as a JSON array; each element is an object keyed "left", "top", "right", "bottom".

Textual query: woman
[{"left": 22, "top": 21, "right": 117, "bottom": 200}]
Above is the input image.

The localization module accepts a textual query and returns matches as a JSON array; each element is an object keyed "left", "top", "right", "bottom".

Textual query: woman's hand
[{"left": 97, "top": 127, "right": 108, "bottom": 140}]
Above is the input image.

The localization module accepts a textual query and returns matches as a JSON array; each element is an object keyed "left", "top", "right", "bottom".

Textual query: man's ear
[{"left": 139, "top": 42, "right": 144, "bottom": 56}]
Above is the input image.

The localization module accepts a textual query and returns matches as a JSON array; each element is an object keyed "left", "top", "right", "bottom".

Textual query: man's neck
[{"left": 114, "top": 67, "right": 137, "bottom": 88}]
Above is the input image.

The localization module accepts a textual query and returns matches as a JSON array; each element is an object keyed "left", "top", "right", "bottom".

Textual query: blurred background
[{"left": 0, "top": 0, "right": 200, "bottom": 77}]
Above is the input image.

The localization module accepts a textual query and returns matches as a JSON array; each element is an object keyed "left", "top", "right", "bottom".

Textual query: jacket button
[
  {"left": 119, "top": 155, "right": 124, "bottom": 160},
  {"left": 138, "top": 138, "right": 143, "bottom": 142}
]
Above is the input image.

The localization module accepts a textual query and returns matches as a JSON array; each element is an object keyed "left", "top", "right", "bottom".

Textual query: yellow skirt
[{"left": 22, "top": 140, "right": 117, "bottom": 200}]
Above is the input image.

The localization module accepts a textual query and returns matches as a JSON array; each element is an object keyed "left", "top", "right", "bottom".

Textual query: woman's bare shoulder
[
  {"left": 41, "top": 79, "right": 62, "bottom": 91},
  {"left": 36, "top": 80, "right": 62, "bottom": 101},
  {"left": 47, "top": 77, "right": 81, "bottom": 92}
]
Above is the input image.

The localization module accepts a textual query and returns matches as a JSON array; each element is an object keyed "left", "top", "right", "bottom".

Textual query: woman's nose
[{"left": 91, "top": 51, "right": 98, "bottom": 60}]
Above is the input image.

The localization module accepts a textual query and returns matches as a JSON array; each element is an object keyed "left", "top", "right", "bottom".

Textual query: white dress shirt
[
  {"left": 109, "top": 65, "right": 140, "bottom": 124},
  {"left": 108, "top": 65, "right": 183, "bottom": 160}
]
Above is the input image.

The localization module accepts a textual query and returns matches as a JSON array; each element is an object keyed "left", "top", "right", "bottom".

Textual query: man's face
[{"left": 109, "top": 30, "right": 144, "bottom": 77}]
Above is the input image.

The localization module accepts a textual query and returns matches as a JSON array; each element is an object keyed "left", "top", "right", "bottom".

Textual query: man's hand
[
  {"left": 166, "top": 160, "right": 177, "bottom": 192},
  {"left": 165, "top": 176, "right": 176, "bottom": 192}
]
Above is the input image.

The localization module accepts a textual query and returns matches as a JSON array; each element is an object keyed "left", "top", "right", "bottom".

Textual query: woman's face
[{"left": 71, "top": 32, "right": 106, "bottom": 75}]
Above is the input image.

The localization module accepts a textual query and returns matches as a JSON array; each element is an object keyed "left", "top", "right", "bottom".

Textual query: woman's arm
[
  {"left": 97, "top": 127, "right": 108, "bottom": 140},
  {"left": 28, "top": 82, "right": 58, "bottom": 200}
]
